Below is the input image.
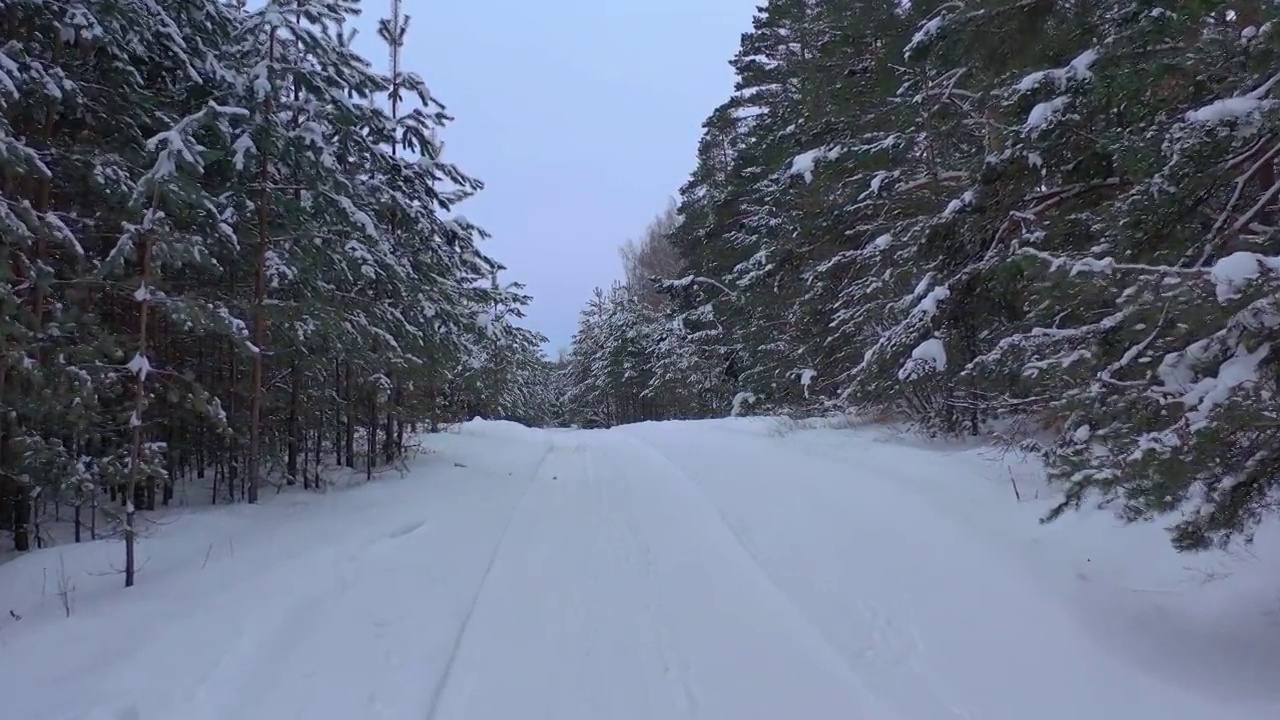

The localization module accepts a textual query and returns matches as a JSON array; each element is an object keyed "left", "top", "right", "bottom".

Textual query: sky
[{"left": 351, "top": 0, "right": 756, "bottom": 354}]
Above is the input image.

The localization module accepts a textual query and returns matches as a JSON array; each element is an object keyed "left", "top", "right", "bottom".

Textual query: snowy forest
[
  {"left": 0, "top": 0, "right": 553, "bottom": 574},
  {"left": 559, "top": 0, "right": 1280, "bottom": 555},
  {"left": 5, "top": 0, "right": 1280, "bottom": 574},
  {"left": 5, "top": 1, "right": 1280, "bottom": 715}
]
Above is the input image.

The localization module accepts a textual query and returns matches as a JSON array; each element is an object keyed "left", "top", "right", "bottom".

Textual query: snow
[
  {"left": 911, "top": 283, "right": 950, "bottom": 319},
  {"left": 126, "top": 352, "right": 152, "bottom": 381},
  {"left": 2, "top": 419, "right": 1277, "bottom": 720},
  {"left": 1210, "top": 251, "right": 1280, "bottom": 301},
  {"left": 1023, "top": 96, "right": 1069, "bottom": 133},
  {"left": 1186, "top": 71, "right": 1280, "bottom": 123},
  {"left": 898, "top": 337, "right": 947, "bottom": 380},
  {"left": 1071, "top": 423, "right": 1092, "bottom": 443},
  {"left": 861, "top": 170, "right": 895, "bottom": 199},
  {"left": 942, "top": 189, "right": 974, "bottom": 216},
  {"left": 1177, "top": 341, "right": 1271, "bottom": 431},
  {"left": 788, "top": 145, "right": 842, "bottom": 182},
  {"left": 1014, "top": 48, "right": 1098, "bottom": 93},
  {"left": 798, "top": 368, "right": 817, "bottom": 396},
  {"left": 1186, "top": 96, "right": 1274, "bottom": 123},
  {"left": 232, "top": 133, "right": 256, "bottom": 170},
  {"left": 904, "top": 15, "right": 946, "bottom": 59},
  {"left": 335, "top": 194, "right": 380, "bottom": 239}
]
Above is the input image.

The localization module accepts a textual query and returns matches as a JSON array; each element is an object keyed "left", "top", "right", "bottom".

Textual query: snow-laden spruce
[
  {"left": 1, "top": 0, "right": 542, "bottom": 569},
  {"left": 555, "top": 0, "right": 1280, "bottom": 553}
]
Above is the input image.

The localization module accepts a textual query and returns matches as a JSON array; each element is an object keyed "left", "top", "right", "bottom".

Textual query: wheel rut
[{"left": 422, "top": 438, "right": 562, "bottom": 720}]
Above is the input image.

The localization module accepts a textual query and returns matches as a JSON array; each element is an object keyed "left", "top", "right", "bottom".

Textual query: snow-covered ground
[{"left": 2, "top": 418, "right": 1278, "bottom": 720}]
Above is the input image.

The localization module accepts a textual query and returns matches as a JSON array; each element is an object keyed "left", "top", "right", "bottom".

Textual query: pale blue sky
[{"left": 352, "top": 0, "right": 755, "bottom": 353}]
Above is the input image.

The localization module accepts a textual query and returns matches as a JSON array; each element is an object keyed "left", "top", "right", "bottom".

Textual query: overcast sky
[{"left": 351, "top": 0, "right": 755, "bottom": 354}]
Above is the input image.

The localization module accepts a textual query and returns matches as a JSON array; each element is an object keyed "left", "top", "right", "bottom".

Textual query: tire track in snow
[
  {"left": 582, "top": 441, "right": 701, "bottom": 717},
  {"left": 181, "top": 519, "right": 426, "bottom": 719},
  {"left": 421, "top": 435, "right": 563, "bottom": 720},
  {"left": 191, "top": 444, "right": 557, "bottom": 720},
  {"left": 617, "top": 435, "right": 843, "bottom": 642},
  {"left": 617, "top": 433, "right": 967, "bottom": 719}
]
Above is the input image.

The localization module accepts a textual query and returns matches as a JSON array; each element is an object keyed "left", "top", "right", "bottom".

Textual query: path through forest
[{"left": 1, "top": 419, "right": 1275, "bottom": 720}]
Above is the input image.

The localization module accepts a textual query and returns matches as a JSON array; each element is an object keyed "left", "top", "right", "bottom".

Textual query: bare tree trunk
[
  {"left": 396, "top": 407, "right": 405, "bottom": 457},
  {"left": 246, "top": 27, "right": 278, "bottom": 506},
  {"left": 333, "top": 360, "right": 342, "bottom": 466},
  {"left": 383, "top": 386, "right": 395, "bottom": 464},
  {"left": 211, "top": 457, "right": 221, "bottom": 505},
  {"left": 0, "top": 403, "right": 26, "bottom": 552},
  {"left": 332, "top": 358, "right": 343, "bottom": 466},
  {"left": 145, "top": 419, "right": 158, "bottom": 511},
  {"left": 366, "top": 391, "right": 376, "bottom": 482},
  {"left": 163, "top": 422, "right": 176, "bottom": 506},
  {"left": 287, "top": 358, "right": 299, "bottom": 485},
  {"left": 313, "top": 387, "right": 323, "bottom": 489},
  {"left": 197, "top": 339, "right": 208, "bottom": 488},
  {"left": 11, "top": 481, "right": 30, "bottom": 553},
  {"left": 228, "top": 442, "right": 237, "bottom": 504},
  {"left": 226, "top": 337, "right": 239, "bottom": 504},
  {"left": 125, "top": 227, "right": 153, "bottom": 588},
  {"left": 344, "top": 362, "right": 354, "bottom": 468}
]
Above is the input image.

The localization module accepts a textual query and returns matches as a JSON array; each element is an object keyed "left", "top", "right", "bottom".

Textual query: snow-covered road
[
  {"left": 425, "top": 430, "right": 892, "bottom": 720},
  {"left": 2, "top": 419, "right": 1275, "bottom": 720}
]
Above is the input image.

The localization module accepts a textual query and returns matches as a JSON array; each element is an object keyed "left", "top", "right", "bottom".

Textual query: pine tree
[
  {"left": 111, "top": 102, "right": 246, "bottom": 585},
  {"left": 1, "top": 0, "right": 539, "bottom": 570},
  {"left": 559, "top": 0, "right": 1280, "bottom": 553}
]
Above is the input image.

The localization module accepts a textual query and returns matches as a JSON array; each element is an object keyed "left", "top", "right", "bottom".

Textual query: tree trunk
[
  {"left": 366, "top": 392, "right": 376, "bottom": 482},
  {"left": 287, "top": 358, "right": 299, "bottom": 485},
  {"left": 0, "top": 404, "right": 27, "bottom": 552},
  {"left": 211, "top": 458, "right": 221, "bottom": 506},
  {"left": 313, "top": 404, "right": 323, "bottom": 489},
  {"left": 383, "top": 384, "right": 395, "bottom": 465},
  {"left": 125, "top": 224, "right": 153, "bottom": 588},
  {"left": 227, "top": 337, "right": 239, "bottom": 504},
  {"left": 163, "top": 423, "right": 176, "bottom": 506},
  {"left": 344, "top": 362, "right": 355, "bottom": 468},
  {"left": 11, "top": 482, "right": 30, "bottom": 553},
  {"left": 333, "top": 360, "right": 342, "bottom": 466},
  {"left": 246, "top": 27, "right": 278, "bottom": 506}
]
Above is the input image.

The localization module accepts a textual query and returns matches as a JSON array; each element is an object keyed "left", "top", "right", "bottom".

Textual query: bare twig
[{"left": 56, "top": 555, "right": 74, "bottom": 618}]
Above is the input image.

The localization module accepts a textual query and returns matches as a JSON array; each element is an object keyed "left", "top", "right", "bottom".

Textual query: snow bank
[
  {"left": 4, "top": 418, "right": 1275, "bottom": 720},
  {"left": 643, "top": 418, "right": 1280, "bottom": 713},
  {"left": 457, "top": 417, "right": 536, "bottom": 437},
  {"left": 0, "top": 426, "right": 551, "bottom": 720}
]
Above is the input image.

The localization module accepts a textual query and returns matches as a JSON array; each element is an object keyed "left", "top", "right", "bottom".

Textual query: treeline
[
  {"left": 562, "top": 0, "right": 1280, "bottom": 553},
  {"left": 560, "top": 203, "right": 727, "bottom": 427},
  {"left": 0, "top": 0, "right": 546, "bottom": 580}
]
